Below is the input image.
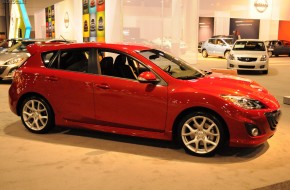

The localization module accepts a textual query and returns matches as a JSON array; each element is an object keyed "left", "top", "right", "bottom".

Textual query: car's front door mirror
[{"left": 137, "top": 71, "right": 160, "bottom": 84}]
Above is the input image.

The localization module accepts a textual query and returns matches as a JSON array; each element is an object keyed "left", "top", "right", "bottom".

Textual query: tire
[
  {"left": 224, "top": 51, "right": 230, "bottom": 59},
  {"left": 202, "top": 50, "right": 208, "bottom": 58},
  {"left": 177, "top": 111, "right": 226, "bottom": 156},
  {"left": 21, "top": 96, "right": 55, "bottom": 134}
]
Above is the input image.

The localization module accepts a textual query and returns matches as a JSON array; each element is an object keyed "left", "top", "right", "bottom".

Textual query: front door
[{"left": 93, "top": 76, "right": 168, "bottom": 131}]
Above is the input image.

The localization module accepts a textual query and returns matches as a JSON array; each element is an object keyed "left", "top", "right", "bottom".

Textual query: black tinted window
[
  {"left": 48, "top": 49, "right": 90, "bottom": 73},
  {"left": 98, "top": 49, "right": 146, "bottom": 80}
]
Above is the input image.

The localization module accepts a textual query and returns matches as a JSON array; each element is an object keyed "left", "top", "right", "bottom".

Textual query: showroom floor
[{"left": 1, "top": 55, "right": 290, "bottom": 190}]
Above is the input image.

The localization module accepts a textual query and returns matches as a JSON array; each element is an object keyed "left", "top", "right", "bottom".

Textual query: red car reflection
[{"left": 8, "top": 43, "right": 281, "bottom": 156}]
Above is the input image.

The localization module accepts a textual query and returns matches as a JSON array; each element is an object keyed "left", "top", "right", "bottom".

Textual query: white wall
[
  {"left": 199, "top": 0, "right": 290, "bottom": 40},
  {"left": 34, "top": 0, "right": 83, "bottom": 42},
  {"left": 105, "top": 0, "right": 122, "bottom": 43},
  {"left": 34, "top": 9, "right": 45, "bottom": 38}
]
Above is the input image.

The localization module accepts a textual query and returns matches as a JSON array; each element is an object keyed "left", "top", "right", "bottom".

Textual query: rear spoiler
[{"left": 26, "top": 43, "right": 40, "bottom": 56}]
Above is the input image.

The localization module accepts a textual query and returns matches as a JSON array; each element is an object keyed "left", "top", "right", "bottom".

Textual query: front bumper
[
  {"left": 227, "top": 59, "right": 268, "bottom": 71},
  {"left": 227, "top": 109, "right": 281, "bottom": 147}
]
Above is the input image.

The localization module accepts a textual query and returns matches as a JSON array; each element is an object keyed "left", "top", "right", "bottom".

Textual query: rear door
[{"left": 44, "top": 48, "right": 97, "bottom": 123}]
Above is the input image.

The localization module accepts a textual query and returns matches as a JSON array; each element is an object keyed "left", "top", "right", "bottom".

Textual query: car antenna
[{"left": 60, "top": 35, "right": 68, "bottom": 43}]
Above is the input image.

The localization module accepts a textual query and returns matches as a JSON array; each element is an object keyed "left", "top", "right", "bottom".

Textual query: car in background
[
  {"left": 0, "top": 39, "right": 72, "bottom": 81},
  {"left": 265, "top": 40, "right": 290, "bottom": 57},
  {"left": 0, "top": 38, "right": 22, "bottom": 53},
  {"left": 8, "top": 42, "right": 280, "bottom": 156},
  {"left": 198, "top": 41, "right": 204, "bottom": 53},
  {"left": 201, "top": 36, "right": 233, "bottom": 59},
  {"left": 227, "top": 39, "right": 269, "bottom": 74}
]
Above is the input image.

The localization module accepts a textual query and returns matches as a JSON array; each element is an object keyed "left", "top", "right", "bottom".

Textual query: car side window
[
  {"left": 42, "top": 51, "right": 58, "bottom": 67},
  {"left": 208, "top": 39, "right": 215, "bottom": 44},
  {"left": 98, "top": 49, "right": 149, "bottom": 80},
  {"left": 47, "top": 49, "right": 90, "bottom": 73}
]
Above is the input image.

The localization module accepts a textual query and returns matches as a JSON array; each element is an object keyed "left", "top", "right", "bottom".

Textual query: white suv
[{"left": 227, "top": 39, "right": 269, "bottom": 74}]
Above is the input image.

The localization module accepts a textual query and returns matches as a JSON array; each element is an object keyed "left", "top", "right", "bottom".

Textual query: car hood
[
  {"left": 0, "top": 52, "right": 29, "bottom": 65},
  {"left": 185, "top": 73, "right": 278, "bottom": 108}
]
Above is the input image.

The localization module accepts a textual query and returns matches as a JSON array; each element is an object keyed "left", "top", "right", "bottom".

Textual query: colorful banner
[
  {"left": 46, "top": 5, "right": 55, "bottom": 38},
  {"left": 83, "top": 0, "right": 105, "bottom": 42}
]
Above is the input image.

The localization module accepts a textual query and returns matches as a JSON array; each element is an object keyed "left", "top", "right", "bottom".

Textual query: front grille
[
  {"left": 0, "top": 66, "right": 7, "bottom": 75},
  {"left": 238, "top": 65, "right": 255, "bottom": 69},
  {"left": 238, "top": 57, "right": 257, "bottom": 62},
  {"left": 265, "top": 110, "right": 281, "bottom": 130}
]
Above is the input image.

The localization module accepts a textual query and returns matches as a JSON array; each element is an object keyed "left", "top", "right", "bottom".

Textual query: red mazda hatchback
[{"left": 8, "top": 42, "right": 281, "bottom": 156}]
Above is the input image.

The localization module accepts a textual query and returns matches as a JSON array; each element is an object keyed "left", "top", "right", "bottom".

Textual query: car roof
[
  {"left": 235, "top": 39, "right": 264, "bottom": 42},
  {"left": 27, "top": 42, "right": 152, "bottom": 55}
]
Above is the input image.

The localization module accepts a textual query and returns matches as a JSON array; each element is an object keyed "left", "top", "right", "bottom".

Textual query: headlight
[
  {"left": 221, "top": 95, "right": 266, "bottom": 109},
  {"left": 5, "top": 57, "right": 25, "bottom": 65},
  {"left": 228, "top": 54, "right": 235, "bottom": 60},
  {"left": 260, "top": 55, "right": 267, "bottom": 61}
]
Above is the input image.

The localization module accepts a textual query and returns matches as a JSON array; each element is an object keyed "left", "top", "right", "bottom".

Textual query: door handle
[
  {"left": 96, "top": 83, "right": 110, "bottom": 89},
  {"left": 45, "top": 76, "right": 58, "bottom": 81}
]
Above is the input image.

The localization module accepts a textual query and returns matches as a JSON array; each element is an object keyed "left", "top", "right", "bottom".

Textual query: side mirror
[{"left": 137, "top": 71, "right": 160, "bottom": 84}]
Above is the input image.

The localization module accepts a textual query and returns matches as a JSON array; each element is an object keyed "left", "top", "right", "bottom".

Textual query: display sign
[
  {"left": 229, "top": 18, "right": 260, "bottom": 39},
  {"left": 198, "top": 17, "right": 214, "bottom": 42},
  {"left": 83, "top": 0, "right": 105, "bottom": 42},
  {"left": 45, "top": 5, "right": 55, "bottom": 38}
]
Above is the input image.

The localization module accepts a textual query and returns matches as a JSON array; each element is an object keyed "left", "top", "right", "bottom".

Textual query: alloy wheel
[
  {"left": 22, "top": 99, "right": 49, "bottom": 132},
  {"left": 181, "top": 115, "right": 221, "bottom": 155}
]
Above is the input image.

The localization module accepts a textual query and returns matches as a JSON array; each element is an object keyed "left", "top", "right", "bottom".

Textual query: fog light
[
  {"left": 245, "top": 123, "right": 260, "bottom": 137},
  {"left": 251, "top": 128, "right": 259, "bottom": 137},
  {"left": 229, "top": 64, "right": 234, "bottom": 68},
  {"left": 260, "top": 65, "right": 265, "bottom": 69}
]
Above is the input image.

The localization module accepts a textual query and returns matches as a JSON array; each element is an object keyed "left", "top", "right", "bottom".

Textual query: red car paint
[{"left": 9, "top": 43, "right": 280, "bottom": 149}]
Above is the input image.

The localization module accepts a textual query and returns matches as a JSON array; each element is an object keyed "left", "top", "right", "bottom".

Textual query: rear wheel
[
  {"left": 21, "top": 96, "right": 55, "bottom": 134},
  {"left": 202, "top": 50, "right": 208, "bottom": 58},
  {"left": 177, "top": 111, "right": 226, "bottom": 156}
]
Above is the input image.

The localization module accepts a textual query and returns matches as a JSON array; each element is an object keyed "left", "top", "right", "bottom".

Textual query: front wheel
[
  {"left": 202, "top": 50, "right": 208, "bottom": 58},
  {"left": 224, "top": 51, "right": 230, "bottom": 59},
  {"left": 177, "top": 111, "right": 227, "bottom": 156},
  {"left": 21, "top": 96, "right": 55, "bottom": 134}
]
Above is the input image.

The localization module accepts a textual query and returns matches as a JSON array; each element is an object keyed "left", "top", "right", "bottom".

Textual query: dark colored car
[
  {"left": 265, "top": 40, "right": 290, "bottom": 57},
  {"left": 198, "top": 41, "right": 204, "bottom": 53},
  {"left": 9, "top": 43, "right": 280, "bottom": 156}
]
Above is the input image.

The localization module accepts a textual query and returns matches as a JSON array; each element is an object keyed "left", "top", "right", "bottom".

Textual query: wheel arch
[
  {"left": 172, "top": 106, "right": 230, "bottom": 143},
  {"left": 16, "top": 92, "right": 55, "bottom": 117}
]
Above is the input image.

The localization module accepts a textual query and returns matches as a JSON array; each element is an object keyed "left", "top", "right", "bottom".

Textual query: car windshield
[
  {"left": 138, "top": 49, "right": 205, "bottom": 80},
  {"left": 233, "top": 41, "right": 266, "bottom": 51}
]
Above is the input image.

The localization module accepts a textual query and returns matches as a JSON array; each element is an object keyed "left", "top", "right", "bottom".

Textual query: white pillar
[
  {"left": 105, "top": 0, "right": 122, "bottom": 43},
  {"left": 180, "top": 0, "right": 199, "bottom": 64},
  {"left": 171, "top": 0, "right": 182, "bottom": 56}
]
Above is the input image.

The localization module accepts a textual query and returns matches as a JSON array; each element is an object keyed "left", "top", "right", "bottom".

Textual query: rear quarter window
[{"left": 41, "top": 51, "right": 58, "bottom": 67}]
